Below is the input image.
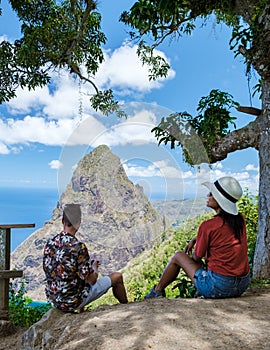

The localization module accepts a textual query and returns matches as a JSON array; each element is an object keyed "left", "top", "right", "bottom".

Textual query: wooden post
[{"left": 0, "top": 224, "right": 35, "bottom": 320}]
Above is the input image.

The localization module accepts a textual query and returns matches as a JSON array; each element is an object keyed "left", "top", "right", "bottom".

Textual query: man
[{"left": 43, "top": 203, "right": 128, "bottom": 312}]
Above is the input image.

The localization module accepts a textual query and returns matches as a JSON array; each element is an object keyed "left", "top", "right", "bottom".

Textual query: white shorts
[{"left": 78, "top": 276, "right": 111, "bottom": 309}]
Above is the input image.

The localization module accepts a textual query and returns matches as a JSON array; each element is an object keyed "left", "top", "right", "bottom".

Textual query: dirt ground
[{"left": 1, "top": 287, "right": 270, "bottom": 350}]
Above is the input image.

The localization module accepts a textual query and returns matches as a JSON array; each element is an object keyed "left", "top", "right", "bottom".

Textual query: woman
[{"left": 144, "top": 176, "right": 250, "bottom": 299}]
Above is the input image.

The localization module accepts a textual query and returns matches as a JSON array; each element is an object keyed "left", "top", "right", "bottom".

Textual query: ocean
[
  {"left": 0, "top": 187, "right": 186, "bottom": 252},
  {"left": 0, "top": 187, "right": 59, "bottom": 251}
]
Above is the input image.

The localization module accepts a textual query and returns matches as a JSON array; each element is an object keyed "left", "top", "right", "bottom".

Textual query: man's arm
[{"left": 85, "top": 260, "right": 100, "bottom": 285}]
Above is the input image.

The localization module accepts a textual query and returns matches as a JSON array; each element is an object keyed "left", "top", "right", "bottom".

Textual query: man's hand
[
  {"left": 91, "top": 259, "right": 100, "bottom": 272},
  {"left": 86, "top": 260, "right": 101, "bottom": 285}
]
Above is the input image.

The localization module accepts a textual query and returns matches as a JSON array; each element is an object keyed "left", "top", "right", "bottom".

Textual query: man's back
[{"left": 43, "top": 231, "right": 91, "bottom": 311}]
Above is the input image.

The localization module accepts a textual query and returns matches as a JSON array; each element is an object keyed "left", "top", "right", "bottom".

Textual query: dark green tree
[
  {"left": 0, "top": 0, "right": 125, "bottom": 116},
  {"left": 121, "top": 0, "right": 270, "bottom": 278}
]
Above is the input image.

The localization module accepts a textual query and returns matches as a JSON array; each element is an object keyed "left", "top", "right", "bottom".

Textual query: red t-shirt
[{"left": 195, "top": 215, "right": 250, "bottom": 276}]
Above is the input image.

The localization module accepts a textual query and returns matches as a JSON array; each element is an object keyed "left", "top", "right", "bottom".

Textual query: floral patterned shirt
[{"left": 43, "top": 231, "right": 93, "bottom": 311}]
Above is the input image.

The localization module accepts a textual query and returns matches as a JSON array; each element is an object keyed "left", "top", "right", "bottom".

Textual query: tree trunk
[{"left": 252, "top": 80, "right": 270, "bottom": 278}]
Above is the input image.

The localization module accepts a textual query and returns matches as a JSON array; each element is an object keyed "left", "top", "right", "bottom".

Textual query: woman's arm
[
  {"left": 184, "top": 238, "right": 204, "bottom": 265},
  {"left": 192, "top": 251, "right": 203, "bottom": 263},
  {"left": 184, "top": 237, "right": 197, "bottom": 255}
]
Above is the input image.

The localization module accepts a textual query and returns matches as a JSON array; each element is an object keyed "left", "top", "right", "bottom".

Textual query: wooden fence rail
[{"left": 0, "top": 224, "right": 35, "bottom": 320}]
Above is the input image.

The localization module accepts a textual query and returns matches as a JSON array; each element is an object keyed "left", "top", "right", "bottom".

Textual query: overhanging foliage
[{"left": 0, "top": 0, "right": 125, "bottom": 116}]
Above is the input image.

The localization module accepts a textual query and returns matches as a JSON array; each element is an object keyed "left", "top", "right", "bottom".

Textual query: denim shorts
[
  {"left": 194, "top": 268, "right": 250, "bottom": 299},
  {"left": 78, "top": 276, "right": 111, "bottom": 308}
]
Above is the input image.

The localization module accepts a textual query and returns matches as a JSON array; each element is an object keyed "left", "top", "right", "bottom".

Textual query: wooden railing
[{"left": 0, "top": 224, "right": 35, "bottom": 320}]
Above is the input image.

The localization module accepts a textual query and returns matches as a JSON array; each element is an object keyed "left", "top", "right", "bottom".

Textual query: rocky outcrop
[
  {"left": 11, "top": 145, "right": 169, "bottom": 301},
  {"left": 0, "top": 320, "right": 19, "bottom": 337},
  {"left": 19, "top": 289, "right": 270, "bottom": 350}
]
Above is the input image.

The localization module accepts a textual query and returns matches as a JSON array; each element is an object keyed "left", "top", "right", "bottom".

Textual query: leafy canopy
[
  {"left": 120, "top": 1, "right": 267, "bottom": 164},
  {"left": 152, "top": 89, "right": 239, "bottom": 165},
  {"left": 0, "top": 0, "right": 125, "bottom": 117},
  {"left": 120, "top": 0, "right": 267, "bottom": 87},
  {"left": 120, "top": 0, "right": 237, "bottom": 81}
]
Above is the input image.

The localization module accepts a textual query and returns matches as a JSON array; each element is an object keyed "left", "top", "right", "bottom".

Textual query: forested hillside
[{"left": 89, "top": 191, "right": 258, "bottom": 307}]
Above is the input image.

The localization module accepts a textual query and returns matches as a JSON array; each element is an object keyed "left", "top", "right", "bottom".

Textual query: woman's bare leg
[{"left": 155, "top": 251, "right": 202, "bottom": 292}]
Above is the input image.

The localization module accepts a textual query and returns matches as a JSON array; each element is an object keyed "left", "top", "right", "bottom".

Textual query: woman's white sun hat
[{"left": 202, "top": 176, "right": 243, "bottom": 215}]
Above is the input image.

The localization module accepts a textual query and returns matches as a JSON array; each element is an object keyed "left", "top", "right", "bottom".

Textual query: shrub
[
  {"left": 237, "top": 189, "right": 258, "bottom": 273},
  {"left": 9, "top": 276, "right": 51, "bottom": 328}
]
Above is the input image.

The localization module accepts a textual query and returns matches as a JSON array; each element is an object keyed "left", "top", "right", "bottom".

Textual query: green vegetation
[
  {"left": 9, "top": 276, "right": 51, "bottom": 328},
  {"left": 152, "top": 89, "right": 239, "bottom": 164},
  {"left": 90, "top": 190, "right": 260, "bottom": 308},
  {"left": 237, "top": 190, "right": 258, "bottom": 275},
  {"left": 250, "top": 278, "right": 270, "bottom": 289},
  {"left": 9, "top": 191, "right": 265, "bottom": 324},
  {"left": 0, "top": 1, "right": 125, "bottom": 117}
]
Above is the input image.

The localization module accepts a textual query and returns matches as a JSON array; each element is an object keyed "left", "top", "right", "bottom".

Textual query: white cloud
[
  {"left": 42, "top": 73, "right": 85, "bottom": 120},
  {"left": 194, "top": 166, "right": 259, "bottom": 196},
  {"left": 123, "top": 163, "right": 160, "bottom": 177},
  {"left": 213, "top": 162, "right": 223, "bottom": 169},
  {"left": 135, "top": 159, "right": 257, "bottom": 199},
  {"left": 121, "top": 154, "right": 259, "bottom": 197},
  {"left": 6, "top": 72, "right": 84, "bottom": 120},
  {"left": 0, "top": 104, "right": 161, "bottom": 152},
  {"left": 123, "top": 160, "right": 259, "bottom": 199},
  {"left": 0, "top": 142, "right": 10, "bottom": 154},
  {"left": 244, "top": 164, "right": 259, "bottom": 172},
  {"left": 123, "top": 159, "right": 189, "bottom": 179},
  {"left": 0, "top": 116, "right": 80, "bottom": 146},
  {"left": 153, "top": 160, "right": 185, "bottom": 178},
  {"left": 49, "top": 160, "right": 63, "bottom": 170},
  {"left": 92, "top": 114, "right": 157, "bottom": 148},
  {"left": 1, "top": 41, "right": 176, "bottom": 152},
  {"left": 0, "top": 35, "right": 8, "bottom": 42},
  {"left": 5, "top": 42, "right": 175, "bottom": 121},
  {"left": 127, "top": 108, "right": 158, "bottom": 125},
  {"left": 6, "top": 86, "right": 51, "bottom": 115},
  {"left": 63, "top": 114, "right": 107, "bottom": 146},
  {"left": 96, "top": 41, "right": 176, "bottom": 92}
]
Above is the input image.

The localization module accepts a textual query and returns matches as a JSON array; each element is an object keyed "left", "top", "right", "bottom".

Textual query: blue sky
[{"left": 0, "top": 0, "right": 260, "bottom": 200}]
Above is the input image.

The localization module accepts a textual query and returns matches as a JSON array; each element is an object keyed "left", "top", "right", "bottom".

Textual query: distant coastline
[
  {"left": 0, "top": 186, "right": 207, "bottom": 251},
  {"left": 151, "top": 197, "right": 207, "bottom": 226}
]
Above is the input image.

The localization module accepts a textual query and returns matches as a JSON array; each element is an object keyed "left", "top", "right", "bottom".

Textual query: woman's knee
[{"left": 172, "top": 250, "right": 185, "bottom": 262}]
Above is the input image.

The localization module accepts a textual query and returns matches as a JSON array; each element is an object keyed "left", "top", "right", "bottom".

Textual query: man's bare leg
[{"left": 109, "top": 272, "right": 128, "bottom": 303}]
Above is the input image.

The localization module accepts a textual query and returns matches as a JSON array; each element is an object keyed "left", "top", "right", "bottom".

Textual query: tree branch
[
  {"left": 60, "top": 0, "right": 96, "bottom": 65},
  {"left": 233, "top": 0, "right": 258, "bottom": 23},
  {"left": 60, "top": 0, "right": 99, "bottom": 94},
  {"left": 237, "top": 106, "right": 262, "bottom": 116},
  {"left": 207, "top": 120, "right": 260, "bottom": 163},
  {"left": 69, "top": 64, "right": 99, "bottom": 94}
]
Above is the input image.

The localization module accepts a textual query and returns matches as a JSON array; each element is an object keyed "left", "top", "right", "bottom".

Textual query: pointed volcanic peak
[
  {"left": 11, "top": 145, "right": 169, "bottom": 301},
  {"left": 56, "top": 144, "right": 168, "bottom": 251}
]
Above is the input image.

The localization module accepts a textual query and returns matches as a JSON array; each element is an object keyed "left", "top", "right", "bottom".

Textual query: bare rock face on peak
[{"left": 11, "top": 145, "right": 169, "bottom": 301}]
